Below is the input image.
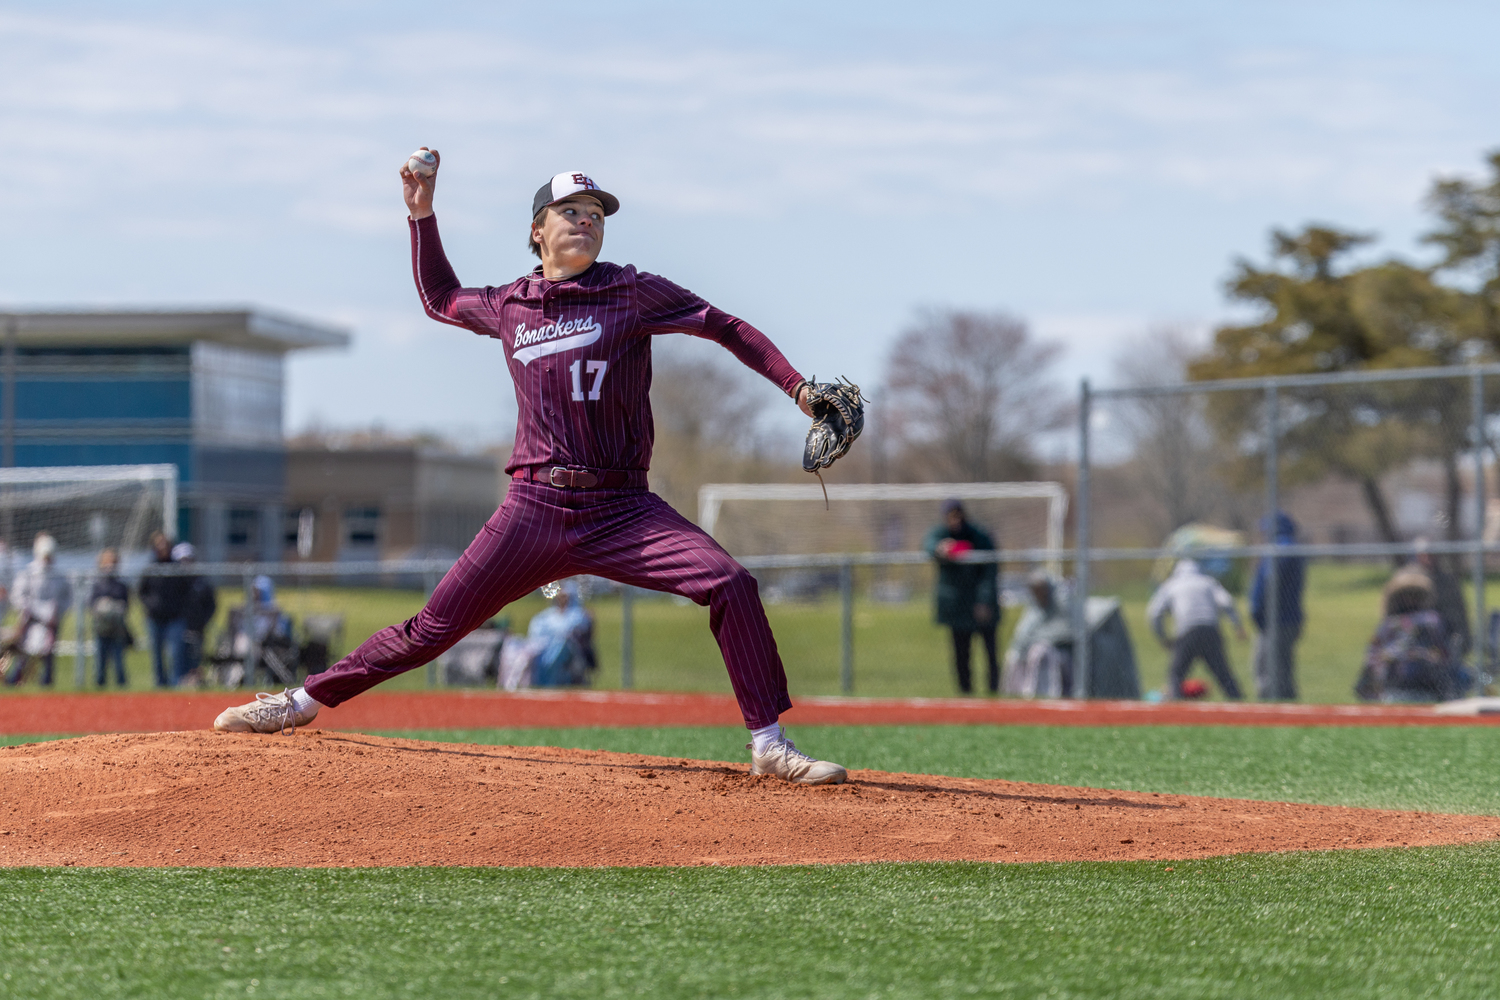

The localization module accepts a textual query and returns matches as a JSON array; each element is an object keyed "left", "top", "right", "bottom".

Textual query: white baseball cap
[{"left": 531, "top": 172, "right": 619, "bottom": 218}]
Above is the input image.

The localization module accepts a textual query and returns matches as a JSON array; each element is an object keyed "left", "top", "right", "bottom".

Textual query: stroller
[
  {"left": 0, "top": 609, "right": 58, "bottom": 686},
  {"left": 210, "top": 603, "right": 299, "bottom": 689}
]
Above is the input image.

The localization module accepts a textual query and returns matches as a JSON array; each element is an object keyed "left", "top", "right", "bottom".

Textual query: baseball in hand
[{"left": 406, "top": 148, "right": 438, "bottom": 177}]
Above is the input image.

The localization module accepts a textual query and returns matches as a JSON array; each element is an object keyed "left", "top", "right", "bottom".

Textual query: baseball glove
[{"left": 796, "top": 377, "right": 866, "bottom": 506}]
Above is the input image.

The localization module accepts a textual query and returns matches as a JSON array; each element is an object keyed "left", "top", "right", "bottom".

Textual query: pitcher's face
[{"left": 532, "top": 195, "right": 605, "bottom": 266}]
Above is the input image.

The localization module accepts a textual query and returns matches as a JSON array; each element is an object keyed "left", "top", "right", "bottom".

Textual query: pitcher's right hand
[{"left": 401, "top": 147, "right": 439, "bottom": 220}]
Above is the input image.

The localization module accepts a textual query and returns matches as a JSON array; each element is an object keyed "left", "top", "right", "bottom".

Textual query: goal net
[
  {"left": 0, "top": 464, "right": 178, "bottom": 568},
  {"left": 698, "top": 482, "right": 1068, "bottom": 577}
]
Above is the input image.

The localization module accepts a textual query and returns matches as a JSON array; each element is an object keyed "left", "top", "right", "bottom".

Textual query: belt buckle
[{"left": 548, "top": 467, "right": 573, "bottom": 488}]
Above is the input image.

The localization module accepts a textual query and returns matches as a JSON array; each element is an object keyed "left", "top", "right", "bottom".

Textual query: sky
[{"left": 3, "top": 0, "right": 1498, "bottom": 447}]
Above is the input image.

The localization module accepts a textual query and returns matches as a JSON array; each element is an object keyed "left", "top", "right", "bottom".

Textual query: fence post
[
  {"left": 1073, "top": 379, "right": 1091, "bottom": 698},
  {"left": 1472, "top": 369, "right": 1487, "bottom": 671},
  {"left": 72, "top": 572, "right": 86, "bottom": 689},
  {"left": 242, "top": 572, "right": 257, "bottom": 689},
  {"left": 424, "top": 567, "right": 438, "bottom": 688},
  {"left": 839, "top": 559, "right": 854, "bottom": 694},
  {"left": 1264, "top": 382, "right": 1280, "bottom": 699},
  {"left": 621, "top": 585, "right": 635, "bottom": 690}
]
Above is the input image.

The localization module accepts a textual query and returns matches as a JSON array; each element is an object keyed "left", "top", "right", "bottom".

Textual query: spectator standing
[
  {"left": 923, "top": 500, "right": 1001, "bottom": 695},
  {"left": 1250, "top": 511, "right": 1306, "bottom": 701},
  {"left": 1003, "top": 573, "right": 1074, "bottom": 697},
  {"left": 174, "top": 543, "right": 217, "bottom": 684},
  {"left": 89, "top": 547, "right": 131, "bottom": 688},
  {"left": 2, "top": 533, "right": 73, "bottom": 687},
  {"left": 138, "top": 531, "right": 189, "bottom": 688},
  {"left": 1147, "top": 558, "right": 1247, "bottom": 700}
]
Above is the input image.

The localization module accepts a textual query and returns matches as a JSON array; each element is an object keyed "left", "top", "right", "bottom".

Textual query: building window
[
  {"left": 344, "top": 507, "right": 380, "bottom": 548},
  {"left": 191, "top": 341, "right": 283, "bottom": 447},
  {"left": 227, "top": 508, "right": 259, "bottom": 550}
]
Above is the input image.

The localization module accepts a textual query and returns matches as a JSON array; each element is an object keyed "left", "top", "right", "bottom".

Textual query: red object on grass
[{"left": 1180, "top": 679, "right": 1209, "bottom": 699}]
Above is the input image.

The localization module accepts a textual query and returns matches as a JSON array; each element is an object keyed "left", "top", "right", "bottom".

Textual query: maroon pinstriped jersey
[{"left": 410, "top": 215, "right": 803, "bottom": 475}]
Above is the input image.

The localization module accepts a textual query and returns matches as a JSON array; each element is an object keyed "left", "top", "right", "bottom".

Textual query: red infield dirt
[
  {"left": 1, "top": 689, "right": 1494, "bottom": 736},
  {"left": 2, "top": 730, "right": 1497, "bottom": 868}
]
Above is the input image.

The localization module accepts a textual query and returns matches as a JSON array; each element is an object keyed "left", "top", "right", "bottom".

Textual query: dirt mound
[{"left": 2, "top": 732, "right": 1496, "bottom": 868}]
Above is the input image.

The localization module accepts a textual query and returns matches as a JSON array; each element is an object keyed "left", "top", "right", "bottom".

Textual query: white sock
[
  {"left": 750, "top": 722, "right": 782, "bottom": 754},
  {"left": 289, "top": 687, "right": 320, "bottom": 714}
]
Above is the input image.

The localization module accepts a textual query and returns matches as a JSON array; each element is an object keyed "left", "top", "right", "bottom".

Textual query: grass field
[
  {"left": 2, "top": 561, "right": 1488, "bottom": 704},
  {"left": 5, "top": 849, "right": 1500, "bottom": 999},
  {"left": 5, "top": 724, "right": 1500, "bottom": 998}
]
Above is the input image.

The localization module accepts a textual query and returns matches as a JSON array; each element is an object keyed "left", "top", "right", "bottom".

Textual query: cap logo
[{"left": 535, "top": 172, "right": 618, "bottom": 218}]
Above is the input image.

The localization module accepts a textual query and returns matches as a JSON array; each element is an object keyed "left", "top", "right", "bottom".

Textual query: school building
[{"left": 0, "top": 308, "right": 349, "bottom": 562}]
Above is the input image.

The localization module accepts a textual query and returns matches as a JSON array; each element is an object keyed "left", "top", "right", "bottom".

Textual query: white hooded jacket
[{"left": 1146, "top": 559, "right": 1241, "bottom": 639}]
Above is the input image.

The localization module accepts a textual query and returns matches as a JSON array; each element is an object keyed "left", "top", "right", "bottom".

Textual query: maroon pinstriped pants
[{"left": 303, "top": 481, "right": 793, "bottom": 728}]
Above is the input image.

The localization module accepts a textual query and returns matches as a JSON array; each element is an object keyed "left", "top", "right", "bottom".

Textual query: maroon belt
[{"left": 513, "top": 466, "right": 646, "bottom": 489}]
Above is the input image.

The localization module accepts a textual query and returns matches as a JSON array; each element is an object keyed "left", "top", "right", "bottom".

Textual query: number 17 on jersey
[{"left": 570, "top": 359, "right": 608, "bottom": 401}]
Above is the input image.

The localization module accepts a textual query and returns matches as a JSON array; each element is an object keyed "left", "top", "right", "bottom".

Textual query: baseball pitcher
[{"left": 214, "top": 151, "right": 848, "bottom": 784}]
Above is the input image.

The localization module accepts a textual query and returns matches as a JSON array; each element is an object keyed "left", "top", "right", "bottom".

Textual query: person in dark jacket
[
  {"left": 137, "top": 531, "right": 189, "bottom": 688},
  {"left": 173, "top": 542, "right": 217, "bottom": 684},
  {"left": 923, "top": 500, "right": 1000, "bottom": 694},
  {"left": 89, "top": 547, "right": 131, "bottom": 688},
  {"left": 1249, "top": 511, "right": 1306, "bottom": 701},
  {"left": 1355, "top": 564, "right": 1469, "bottom": 702},
  {"left": 1412, "top": 536, "right": 1470, "bottom": 659}
]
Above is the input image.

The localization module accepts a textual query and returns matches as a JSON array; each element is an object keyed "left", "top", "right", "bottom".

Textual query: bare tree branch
[{"left": 884, "top": 309, "right": 1066, "bottom": 481}]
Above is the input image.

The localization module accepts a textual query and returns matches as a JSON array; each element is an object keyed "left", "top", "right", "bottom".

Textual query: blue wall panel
[
  {"left": 14, "top": 443, "right": 192, "bottom": 480},
  {"left": 8, "top": 380, "right": 191, "bottom": 420}
]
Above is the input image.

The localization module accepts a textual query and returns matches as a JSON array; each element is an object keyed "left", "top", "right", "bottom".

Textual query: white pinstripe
[
  {"left": 328, "top": 217, "right": 806, "bottom": 727},
  {"left": 305, "top": 484, "right": 791, "bottom": 728}
]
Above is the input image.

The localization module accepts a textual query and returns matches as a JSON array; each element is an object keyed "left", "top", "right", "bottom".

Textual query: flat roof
[{"left": 0, "top": 308, "right": 350, "bottom": 353}]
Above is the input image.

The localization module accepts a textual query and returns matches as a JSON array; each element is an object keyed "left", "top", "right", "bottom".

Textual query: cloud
[{"left": 3, "top": 9, "right": 1487, "bottom": 244}]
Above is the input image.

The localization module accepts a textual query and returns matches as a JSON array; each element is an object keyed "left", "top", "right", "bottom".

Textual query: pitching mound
[{"left": 2, "top": 732, "right": 1497, "bottom": 868}]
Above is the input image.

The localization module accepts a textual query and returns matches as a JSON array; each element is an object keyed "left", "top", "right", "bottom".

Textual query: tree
[
  {"left": 1424, "top": 150, "right": 1500, "bottom": 344},
  {"left": 1111, "top": 327, "right": 1225, "bottom": 537},
  {"left": 648, "top": 340, "right": 782, "bottom": 516},
  {"left": 1191, "top": 225, "right": 1476, "bottom": 543},
  {"left": 884, "top": 310, "right": 1067, "bottom": 482}
]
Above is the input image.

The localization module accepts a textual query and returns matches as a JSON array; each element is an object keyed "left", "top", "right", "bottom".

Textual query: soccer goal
[
  {"left": 0, "top": 464, "right": 178, "bottom": 563},
  {"left": 697, "top": 482, "right": 1068, "bottom": 573}
]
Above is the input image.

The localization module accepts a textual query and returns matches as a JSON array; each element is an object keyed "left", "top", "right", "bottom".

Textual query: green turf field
[
  {"left": 5, "top": 724, "right": 1500, "bottom": 998},
  {"left": 4, "top": 561, "right": 1488, "bottom": 704},
  {"left": 4, "top": 848, "right": 1499, "bottom": 999}
]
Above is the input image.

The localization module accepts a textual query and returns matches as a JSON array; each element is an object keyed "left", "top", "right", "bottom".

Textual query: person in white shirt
[
  {"left": 2, "top": 533, "right": 72, "bottom": 687},
  {"left": 1146, "top": 558, "right": 1247, "bottom": 700}
]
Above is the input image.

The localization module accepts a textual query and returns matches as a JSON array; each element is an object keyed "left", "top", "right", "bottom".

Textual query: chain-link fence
[
  {"left": 16, "top": 550, "right": 1067, "bottom": 699},
  {"left": 9, "top": 361, "right": 1499, "bottom": 704},
  {"left": 1076, "top": 363, "right": 1500, "bottom": 702}
]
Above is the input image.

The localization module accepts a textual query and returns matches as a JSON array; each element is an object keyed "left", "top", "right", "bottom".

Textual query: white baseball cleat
[
  {"left": 748, "top": 728, "right": 847, "bottom": 785},
  {"left": 213, "top": 688, "right": 318, "bottom": 735}
]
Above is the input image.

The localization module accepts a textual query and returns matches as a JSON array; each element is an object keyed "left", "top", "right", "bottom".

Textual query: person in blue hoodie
[{"left": 1250, "top": 511, "right": 1306, "bottom": 701}]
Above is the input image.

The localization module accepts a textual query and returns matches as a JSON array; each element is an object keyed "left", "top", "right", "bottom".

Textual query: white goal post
[
  {"left": 0, "top": 463, "right": 179, "bottom": 556},
  {"left": 698, "top": 481, "right": 1069, "bottom": 574}
]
